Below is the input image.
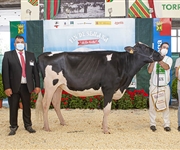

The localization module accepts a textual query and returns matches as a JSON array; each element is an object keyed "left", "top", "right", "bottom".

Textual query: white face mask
[
  {"left": 16, "top": 43, "right": 24, "bottom": 50},
  {"left": 160, "top": 48, "right": 168, "bottom": 56}
]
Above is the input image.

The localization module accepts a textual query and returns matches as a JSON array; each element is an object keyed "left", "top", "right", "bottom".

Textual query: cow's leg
[
  {"left": 42, "top": 88, "right": 57, "bottom": 131},
  {"left": 52, "top": 87, "right": 65, "bottom": 126},
  {"left": 102, "top": 91, "right": 113, "bottom": 134},
  {"left": 103, "top": 102, "right": 112, "bottom": 134}
]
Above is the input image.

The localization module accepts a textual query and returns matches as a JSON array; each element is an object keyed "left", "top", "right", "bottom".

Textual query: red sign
[{"left": 78, "top": 39, "right": 99, "bottom": 45}]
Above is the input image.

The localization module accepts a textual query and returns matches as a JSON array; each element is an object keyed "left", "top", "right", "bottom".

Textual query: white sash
[{"left": 151, "top": 87, "right": 167, "bottom": 112}]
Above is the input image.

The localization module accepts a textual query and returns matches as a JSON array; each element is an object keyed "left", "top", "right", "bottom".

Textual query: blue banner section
[
  {"left": 10, "top": 21, "right": 27, "bottom": 51},
  {"left": 153, "top": 18, "right": 172, "bottom": 103},
  {"left": 43, "top": 19, "right": 135, "bottom": 52},
  {"left": 153, "top": 18, "right": 171, "bottom": 56}
]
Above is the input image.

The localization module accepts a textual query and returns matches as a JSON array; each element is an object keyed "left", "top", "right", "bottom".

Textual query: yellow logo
[
  {"left": 129, "top": 49, "right": 134, "bottom": 54},
  {"left": 95, "top": 21, "right": 111, "bottom": 25},
  {"left": 156, "top": 21, "right": 162, "bottom": 32},
  {"left": 18, "top": 24, "right": 24, "bottom": 34}
]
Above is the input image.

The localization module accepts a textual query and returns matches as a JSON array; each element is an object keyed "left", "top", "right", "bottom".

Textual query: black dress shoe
[
  {"left": 164, "top": 127, "right": 171, "bottom": 132},
  {"left": 8, "top": 127, "right": 18, "bottom": 136},
  {"left": 8, "top": 130, "right": 16, "bottom": 136},
  {"left": 178, "top": 126, "right": 180, "bottom": 131},
  {"left": 25, "top": 126, "right": 36, "bottom": 133},
  {"left": 150, "top": 125, "right": 157, "bottom": 132}
]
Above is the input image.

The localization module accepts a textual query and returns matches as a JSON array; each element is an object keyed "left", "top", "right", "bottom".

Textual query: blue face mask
[{"left": 16, "top": 43, "right": 24, "bottom": 50}]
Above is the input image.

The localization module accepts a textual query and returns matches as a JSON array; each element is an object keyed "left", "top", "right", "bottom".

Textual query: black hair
[
  {"left": 15, "top": 35, "right": 24, "bottom": 40},
  {"left": 159, "top": 42, "right": 169, "bottom": 48}
]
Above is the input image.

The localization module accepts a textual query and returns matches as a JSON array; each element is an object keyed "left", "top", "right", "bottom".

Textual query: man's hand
[
  {"left": 148, "top": 62, "right": 155, "bottom": 74},
  {"left": 34, "top": 87, "right": 41, "bottom": 94},
  {"left": 5, "top": 88, "right": 12, "bottom": 97},
  {"left": 158, "top": 61, "right": 170, "bottom": 70}
]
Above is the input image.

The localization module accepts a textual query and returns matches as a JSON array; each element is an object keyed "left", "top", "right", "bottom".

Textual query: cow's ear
[
  {"left": 124, "top": 46, "right": 134, "bottom": 54},
  {"left": 137, "top": 42, "right": 142, "bottom": 45}
]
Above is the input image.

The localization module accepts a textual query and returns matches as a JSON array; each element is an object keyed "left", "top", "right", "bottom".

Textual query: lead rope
[
  {"left": 157, "top": 62, "right": 159, "bottom": 106},
  {"left": 136, "top": 50, "right": 155, "bottom": 62}
]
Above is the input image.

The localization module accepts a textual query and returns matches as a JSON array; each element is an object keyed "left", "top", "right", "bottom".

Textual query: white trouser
[
  {"left": 177, "top": 89, "right": 180, "bottom": 126},
  {"left": 149, "top": 85, "right": 170, "bottom": 127}
]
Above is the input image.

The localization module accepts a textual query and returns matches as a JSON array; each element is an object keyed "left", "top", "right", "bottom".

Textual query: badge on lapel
[{"left": 29, "top": 60, "right": 34, "bottom": 66}]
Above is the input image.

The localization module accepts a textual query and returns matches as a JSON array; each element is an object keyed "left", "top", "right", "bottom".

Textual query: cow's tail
[{"left": 35, "top": 91, "right": 43, "bottom": 122}]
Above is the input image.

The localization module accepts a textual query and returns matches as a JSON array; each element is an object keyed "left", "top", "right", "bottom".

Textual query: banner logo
[
  {"left": 95, "top": 21, "right": 111, "bottom": 25},
  {"left": 17, "top": 24, "right": 24, "bottom": 34},
  {"left": 70, "top": 21, "right": 74, "bottom": 25},
  {"left": 114, "top": 21, "right": 124, "bottom": 25},
  {"left": 54, "top": 21, "right": 59, "bottom": 28},
  {"left": 77, "top": 22, "right": 92, "bottom": 25},
  {"left": 162, "top": 4, "right": 180, "bottom": 10},
  {"left": 156, "top": 21, "right": 162, "bottom": 32},
  {"left": 63, "top": 21, "right": 74, "bottom": 27}
]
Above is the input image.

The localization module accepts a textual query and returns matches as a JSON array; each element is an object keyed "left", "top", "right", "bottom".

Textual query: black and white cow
[{"left": 36, "top": 42, "right": 163, "bottom": 133}]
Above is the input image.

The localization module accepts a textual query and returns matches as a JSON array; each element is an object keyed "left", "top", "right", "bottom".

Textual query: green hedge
[
  {"left": 30, "top": 89, "right": 149, "bottom": 110},
  {"left": 0, "top": 74, "right": 7, "bottom": 99},
  {"left": 172, "top": 78, "right": 178, "bottom": 100}
]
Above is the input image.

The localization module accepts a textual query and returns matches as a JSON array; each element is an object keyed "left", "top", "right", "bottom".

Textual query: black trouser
[{"left": 8, "top": 84, "right": 32, "bottom": 129}]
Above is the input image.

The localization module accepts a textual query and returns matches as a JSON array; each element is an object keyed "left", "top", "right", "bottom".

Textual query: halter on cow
[{"left": 36, "top": 42, "right": 163, "bottom": 133}]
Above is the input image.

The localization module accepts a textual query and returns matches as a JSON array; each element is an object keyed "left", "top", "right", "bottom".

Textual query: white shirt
[
  {"left": 16, "top": 50, "right": 27, "bottom": 83},
  {"left": 174, "top": 57, "right": 180, "bottom": 90},
  {"left": 149, "top": 56, "right": 173, "bottom": 86}
]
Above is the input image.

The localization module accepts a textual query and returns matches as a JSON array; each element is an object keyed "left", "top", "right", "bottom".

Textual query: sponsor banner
[
  {"left": 44, "top": 18, "right": 136, "bottom": 88},
  {"left": 148, "top": 0, "right": 180, "bottom": 18},
  {"left": 43, "top": 18, "right": 135, "bottom": 52}
]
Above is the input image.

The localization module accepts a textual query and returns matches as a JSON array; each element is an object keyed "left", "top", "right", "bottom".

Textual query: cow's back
[{"left": 38, "top": 51, "right": 118, "bottom": 91}]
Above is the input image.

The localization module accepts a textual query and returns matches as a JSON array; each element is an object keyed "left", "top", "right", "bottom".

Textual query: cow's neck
[
  {"left": 118, "top": 53, "right": 147, "bottom": 92},
  {"left": 128, "top": 54, "right": 147, "bottom": 76}
]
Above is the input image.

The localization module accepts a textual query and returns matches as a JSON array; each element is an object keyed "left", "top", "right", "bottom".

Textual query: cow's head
[{"left": 124, "top": 42, "right": 163, "bottom": 63}]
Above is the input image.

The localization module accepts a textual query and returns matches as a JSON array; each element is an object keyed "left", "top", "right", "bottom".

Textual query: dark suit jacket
[{"left": 2, "top": 50, "right": 40, "bottom": 93}]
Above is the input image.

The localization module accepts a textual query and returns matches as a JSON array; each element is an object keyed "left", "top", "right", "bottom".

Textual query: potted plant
[{"left": 0, "top": 74, "right": 7, "bottom": 108}]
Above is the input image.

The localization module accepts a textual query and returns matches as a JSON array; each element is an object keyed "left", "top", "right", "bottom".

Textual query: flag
[
  {"left": 148, "top": 0, "right": 162, "bottom": 18},
  {"left": 44, "top": 0, "right": 61, "bottom": 20},
  {"left": 128, "top": 0, "right": 150, "bottom": 18},
  {"left": 106, "top": 0, "right": 113, "bottom": 2},
  {"left": 28, "top": 0, "right": 38, "bottom": 6},
  {"left": 10, "top": 21, "right": 43, "bottom": 57},
  {"left": 10, "top": 21, "right": 27, "bottom": 50},
  {"left": 159, "top": 18, "right": 171, "bottom": 36}
]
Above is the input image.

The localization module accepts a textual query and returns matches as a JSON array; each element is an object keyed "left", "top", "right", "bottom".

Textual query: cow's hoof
[
  {"left": 43, "top": 127, "right": 51, "bottom": 132},
  {"left": 103, "top": 129, "right": 110, "bottom": 134},
  {"left": 104, "top": 131, "right": 111, "bottom": 134},
  {"left": 60, "top": 122, "right": 66, "bottom": 126}
]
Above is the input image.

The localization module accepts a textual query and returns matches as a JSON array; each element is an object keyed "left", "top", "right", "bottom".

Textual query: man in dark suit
[{"left": 2, "top": 35, "right": 41, "bottom": 136}]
